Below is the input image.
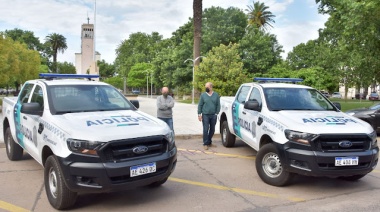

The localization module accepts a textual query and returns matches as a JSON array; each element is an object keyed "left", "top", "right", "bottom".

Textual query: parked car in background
[
  {"left": 331, "top": 92, "right": 342, "bottom": 99},
  {"left": 368, "top": 92, "right": 379, "bottom": 101},
  {"left": 355, "top": 93, "right": 367, "bottom": 100},
  {"left": 132, "top": 89, "right": 140, "bottom": 94},
  {"left": 347, "top": 103, "right": 380, "bottom": 134},
  {"left": 320, "top": 90, "right": 330, "bottom": 98}
]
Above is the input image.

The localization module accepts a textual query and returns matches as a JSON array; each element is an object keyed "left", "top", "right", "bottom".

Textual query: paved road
[{"left": 1, "top": 138, "right": 380, "bottom": 212}]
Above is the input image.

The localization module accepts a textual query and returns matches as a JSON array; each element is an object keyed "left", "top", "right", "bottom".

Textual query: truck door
[
  {"left": 231, "top": 86, "right": 252, "bottom": 139},
  {"left": 22, "top": 84, "right": 45, "bottom": 160},
  {"left": 240, "top": 87, "right": 262, "bottom": 150},
  {"left": 14, "top": 83, "right": 34, "bottom": 150}
]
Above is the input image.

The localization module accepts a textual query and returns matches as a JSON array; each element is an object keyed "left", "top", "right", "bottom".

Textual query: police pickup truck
[
  {"left": 2, "top": 74, "right": 177, "bottom": 209},
  {"left": 219, "top": 78, "right": 378, "bottom": 186}
]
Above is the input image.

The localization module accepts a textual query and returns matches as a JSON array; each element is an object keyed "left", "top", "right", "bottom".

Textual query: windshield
[
  {"left": 48, "top": 84, "right": 135, "bottom": 114},
  {"left": 264, "top": 88, "right": 336, "bottom": 111}
]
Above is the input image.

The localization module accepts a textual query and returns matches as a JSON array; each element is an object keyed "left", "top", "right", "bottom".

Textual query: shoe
[
  {"left": 208, "top": 144, "right": 217, "bottom": 148},
  {"left": 203, "top": 145, "right": 208, "bottom": 150}
]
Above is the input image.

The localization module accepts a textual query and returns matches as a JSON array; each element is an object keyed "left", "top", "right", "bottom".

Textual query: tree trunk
[{"left": 193, "top": 0, "right": 202, "bottom": 66}]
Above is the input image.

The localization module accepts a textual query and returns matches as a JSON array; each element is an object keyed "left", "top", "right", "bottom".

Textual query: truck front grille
[
  {"left": 100, "top": 135, "right": 168, "bottom": 162},
  {"left": 313, "top": 134, "right": 370, "bottom": 152}
]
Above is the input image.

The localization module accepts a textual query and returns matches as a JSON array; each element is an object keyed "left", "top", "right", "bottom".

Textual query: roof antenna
[{"left": 87, "top": 12, "right": 90, "bottom": 24}]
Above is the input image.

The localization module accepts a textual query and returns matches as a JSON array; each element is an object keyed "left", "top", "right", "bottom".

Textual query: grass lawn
[{"left": 330, "top": 98, "right": 377, "bottom": 112}]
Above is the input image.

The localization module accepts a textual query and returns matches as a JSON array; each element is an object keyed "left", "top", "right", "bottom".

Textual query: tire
[
  {"left": 339, "top": 174, "right": 366, "bottom": 181},
  {"left": 221, "top": 121, "right": 236, "bottom": 147},
  {"left": 4, "top": 128, "right": 23, "bottom": 161},
  {"left": 149, "top": 177, "right": 168, "bottom": 188},
  {"left": 255, "top": 143, "right": 293, "bottom": 186},
  {"left": 44, "top": 156, "right": 77, "bottom": 210}
]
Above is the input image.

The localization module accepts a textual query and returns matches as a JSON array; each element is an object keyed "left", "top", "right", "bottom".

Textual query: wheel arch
[
  {"left": 42, "top": 146, "right": 54, "bottom": 166},
  {"left": 259, "top": 134, "right": 273, "bottom": 149},
  {"left": 219, "top": 112, "right": 227, "bottom": 132},
  {"left": 3, "top": 117, "right": 10, "bottom": 139}
]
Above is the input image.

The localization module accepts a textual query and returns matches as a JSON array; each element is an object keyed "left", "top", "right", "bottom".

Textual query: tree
[
  {"left": 97, "top": 59, "right": 115, "bottom": 79},
  {"left": 56, "top": 62, "right": 76, "bottom": 74},
  {"left": 127, "top": 63, "right": 153, "bottom": 89},
  {"left": 316, "top": 0, "right": 380, "bottom": 95},
  {"left": 4, "top": 28, "right": 42, "bottom": 51},
  {"left": 246, "top": 1, "right": 276, "bottom": 31},
  {"left": 115, "top": 32, "right": 162, "bottom": 78},
  {"left": 197, "top": 43, "right": 248, "bottom": 96},
  {"left": 202, "top": 7, "right": 247, "bottom": 53},
  {"left": 0, "top": 34, "right": 40, "bottom": 91},
  {"left": 239, "top": 27, "right": 283, "bottom": 74},
  {"left": 103, "top": 76, "right": 123, "bottom": 90},
  {"left": 193, "top": 0, "right": 202, "bottom": 66},
  {"left": 45, "top": 33, "right": 68, "bottom": 72}
]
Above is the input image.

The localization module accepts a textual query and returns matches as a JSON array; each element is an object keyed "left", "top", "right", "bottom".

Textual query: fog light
[{"left": 290, "top": 159, "right": 311, "bottom": 171}]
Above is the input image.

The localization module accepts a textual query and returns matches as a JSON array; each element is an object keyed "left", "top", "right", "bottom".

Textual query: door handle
[
  {"left": 242, "top": 111, "right": 246, "bottom": 115},
  {"left": 38, "top": 123, "right": 44, "bottom": 134},
  {"left": 23, "top": 116, "right": 27, "bottom": 120},
  {"left": 257, "top": 117, "right": 263, "bottom": 126}
]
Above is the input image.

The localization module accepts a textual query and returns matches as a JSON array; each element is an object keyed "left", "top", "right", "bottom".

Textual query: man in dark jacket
[{"left": 198, "top": 82, "right": 220, "bottom": 150}]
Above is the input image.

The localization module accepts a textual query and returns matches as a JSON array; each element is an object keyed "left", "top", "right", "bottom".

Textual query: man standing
[
  {"left": 157, "top": 87, "right": 175, "bottom": 132},
  {"left": 198, "top": 82, "right": 220, "bottom": 150}
]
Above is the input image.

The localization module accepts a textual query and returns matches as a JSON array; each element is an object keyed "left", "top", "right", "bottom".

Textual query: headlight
[
  {"left": 165, "top": 131, "right": 175, "bottom": 150},
  {"left": 67, "top": 139, "right": 104, "bottom": 156},
  {"left": 284, "top": 130, "right": 317, "bottom": 146},
  {"left": 347, "top": 112, "right": 355, "bottom": 116},
  {"left": 368, "top": 131, "right": 378, "bottom": 148}
]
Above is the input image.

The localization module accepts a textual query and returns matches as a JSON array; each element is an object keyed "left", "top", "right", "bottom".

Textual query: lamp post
[
  {"left": 184, "top": 56, "right": 205, "bottom": 104},
  {"left": 150, "top": 72, "right": 153, "bottom": 98},
  {"left": 146, "top": 73, "right": 149, "bottom": 98},
  {"left": 145, "top": 69, "right": 153, "bottom": 98}
]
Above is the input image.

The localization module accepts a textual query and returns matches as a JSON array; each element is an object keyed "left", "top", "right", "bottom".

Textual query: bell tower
[{"left": 75, "top": 17, "right": 100, "bottom": 76}]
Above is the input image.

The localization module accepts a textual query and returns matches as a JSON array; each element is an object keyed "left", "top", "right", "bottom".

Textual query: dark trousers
[{"left": 202, "top": 114, "right": 217, "bottom": 145}]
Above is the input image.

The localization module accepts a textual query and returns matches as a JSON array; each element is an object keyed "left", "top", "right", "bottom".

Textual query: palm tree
[
  {"left": 246, "top": 1, "right": 276, "bottom": 31},
  {"left": 45, "top": 33, "right": 67, "bottom": 72},
  {"left": 193, "top": 0, "right": 202, "bottom": 66}
]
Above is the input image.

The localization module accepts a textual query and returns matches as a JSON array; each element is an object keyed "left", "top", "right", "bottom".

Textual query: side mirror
[
  {"left": 130, "top": 100, "right": 140, "bottom": 109},
  {"left": 244, "top": 100, "right": 261, "bottom": 111},
  {"left": 333, "top": 102, "right": 341, "bottom": 110},
  {"left": 21, "top": 102, "right": 43, "bottom": 116}
]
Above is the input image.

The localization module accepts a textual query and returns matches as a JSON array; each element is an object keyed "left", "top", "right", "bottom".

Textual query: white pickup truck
[
  {"left": 219, "top": 78, "right": 379, "bottom": 186},
  {"left": 2, "top": 74, "right": 177, "bottom": 209}
]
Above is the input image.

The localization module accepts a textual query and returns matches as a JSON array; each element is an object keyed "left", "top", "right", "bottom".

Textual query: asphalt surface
[{"left": 0, "top": 96, "right": 218, "bottom": 147}]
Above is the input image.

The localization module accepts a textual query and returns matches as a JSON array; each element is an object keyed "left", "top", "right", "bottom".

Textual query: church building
[{"left": 75, "top": 18, "right": 101, "bottom": 76}]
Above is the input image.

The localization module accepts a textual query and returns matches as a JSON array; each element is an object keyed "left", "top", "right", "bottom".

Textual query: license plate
[
  {"left": 335, "top": 157, "right": 359, "bottom": 166},
  {"left": 130, "top": 162, "right": 156, "bottom": 177}
]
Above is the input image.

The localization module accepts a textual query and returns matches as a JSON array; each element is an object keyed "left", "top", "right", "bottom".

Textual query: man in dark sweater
[
  {"left": 198, "top": 82, "right": 220, "bottom": 150},
  {"left": 157, "top": 87, "right": 175, "bottom": 132}
]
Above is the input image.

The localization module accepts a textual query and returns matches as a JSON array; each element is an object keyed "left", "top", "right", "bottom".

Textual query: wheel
[
  {"left": 339, "top": 174, "right": 366, "bottom": 181},
  {"left": 221, "top": 121, "right": 235, "bottom": 147},
  {"left": 44, "top": 156, "right": 77, "bottom": 210},
  {"left": 255, "top": 143, "right": 293, "bottom": 186},
  {"left": 149, "top": 177, "right": 168, "bottom": 188},
  {"left": 4, "top": 127, "right": 23, "bottom": 161}
]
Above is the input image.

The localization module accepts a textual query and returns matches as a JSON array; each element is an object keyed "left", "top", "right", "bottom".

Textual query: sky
[{"left": 0, "top": 0, "right": 328, "bottom": 64}]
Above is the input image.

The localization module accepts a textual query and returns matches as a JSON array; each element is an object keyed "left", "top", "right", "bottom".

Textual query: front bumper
[
  {"left": 278, "top": 142, "right": 379, "bottom": 177},
  {"left": 57, "top": 147, "right": 177, "bottom": 193}
]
